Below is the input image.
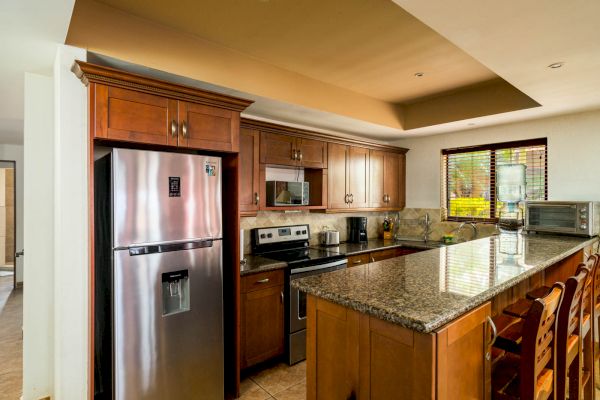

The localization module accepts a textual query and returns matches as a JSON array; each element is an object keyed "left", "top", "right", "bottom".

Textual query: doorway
[{"left": 0, "top": 161, "right": 16, "bottom": 289}]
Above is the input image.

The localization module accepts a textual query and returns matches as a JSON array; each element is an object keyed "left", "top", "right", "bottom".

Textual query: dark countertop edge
[
  {"left": 240, "top": 239, "right": 444, "bottom": 276},
  {"left": 338, "top": 240, "right": 445, "bottom": 256},
  {"left": 293, "top": 236, "right": 599, "bottom": 333}
]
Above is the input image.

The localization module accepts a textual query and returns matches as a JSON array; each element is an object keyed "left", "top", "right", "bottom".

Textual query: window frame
[{"left": 442, "top": 138, "right": 548, "bottom": 223}]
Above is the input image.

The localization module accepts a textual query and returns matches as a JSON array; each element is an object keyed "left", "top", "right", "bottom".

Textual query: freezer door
[
  {"left": 113, "top": 241, "right": 223, "bottom": 400},
  {"left": 112, "top": 149, "right": 222, "bottom": 247}
]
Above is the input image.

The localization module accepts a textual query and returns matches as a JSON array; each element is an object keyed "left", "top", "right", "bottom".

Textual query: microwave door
[{"left": 528, "top": 205, "right": 578, "bottom": 233}]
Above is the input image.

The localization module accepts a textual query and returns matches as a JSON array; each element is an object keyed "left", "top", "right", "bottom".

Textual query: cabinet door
[
  {"left": 436, "top": 301, "right": 492, "bottom": 400},
  {"left": 398, "top": 153, "right": 406, "bottom": 209},
  {"left": 179, "top": 101, "right": 239, "bottom": 152},
  {"left": 240, "top": 128, "right": 260, "bottom": 215},
  {"left": 93, "top": 84, "right": 178, "bottom": 146},
  {"left": 241, "top": 284, "right": 284, "bottom": 369},
  {"left": 327, "top": 143, "right": 349, "bottom": 209},
  {"left": 369, "top": 150, "right": 386, "bottom": 208},
  {"left": 347, "top": 253, "right": 370, "bottom": 267},
  {"left": 370, "top": 248, "right": 397, "bottom": 262},
  {"left": 260, "top": 132, "right": 297, "bottom": 166},
  {"left": 384, "top": 152, "right": 401, "bottom": 208},
  {"left": 297, "top": 138, "right": 327, "bottom": 168},
  {"left": 348, "top": 146, "right": 369, "bottom": 209}
]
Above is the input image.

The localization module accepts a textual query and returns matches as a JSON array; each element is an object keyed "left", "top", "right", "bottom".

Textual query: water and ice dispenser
[{"left": 162, "top": 270, "right": 190, "bottom": 316}]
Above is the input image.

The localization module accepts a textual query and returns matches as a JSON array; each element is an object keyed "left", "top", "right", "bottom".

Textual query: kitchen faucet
[
  {"left": 456, "top": 222, "right": 478, "bottom": 242},
  {"left": 422, "top": 213, "right": 432, "bottom": 242}
]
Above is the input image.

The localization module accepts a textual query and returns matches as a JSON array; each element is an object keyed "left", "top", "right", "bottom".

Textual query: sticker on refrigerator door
[
  {"left": 205, "top": 161, "right": 217, "bottom": 177},
  {"left": 168, "top": 177, "right": 181, "bottom": 197}
]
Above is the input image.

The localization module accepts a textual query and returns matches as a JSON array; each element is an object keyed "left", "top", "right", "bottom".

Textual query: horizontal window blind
[{"left": 441, "top": 138, "right": 547, "bottom": 221}]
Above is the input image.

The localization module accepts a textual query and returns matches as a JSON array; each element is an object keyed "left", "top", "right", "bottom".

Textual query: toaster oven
[{"left": 524, "top": 201, "right": 600, "bottom": 237}]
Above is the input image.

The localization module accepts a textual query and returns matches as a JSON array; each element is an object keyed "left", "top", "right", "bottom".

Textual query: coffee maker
[{"left": 348, "top": 217, "right": 368, "bottom": 243}]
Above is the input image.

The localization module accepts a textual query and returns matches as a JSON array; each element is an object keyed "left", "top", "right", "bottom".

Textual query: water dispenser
[{"left": 162, "top": 269, "right": 190, "bottom": 316}]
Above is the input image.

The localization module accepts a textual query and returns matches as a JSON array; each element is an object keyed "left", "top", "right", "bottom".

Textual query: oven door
[
  {"left": 526, "top": 203, "right": 579, "bottom": 234},
  {"left": 288, "top": 259, "right": 347, "bottom": 333}
]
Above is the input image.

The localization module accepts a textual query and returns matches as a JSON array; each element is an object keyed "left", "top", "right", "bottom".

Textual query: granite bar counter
[{"left": 293, "top": 233, "right": 599, "bottom": 333}]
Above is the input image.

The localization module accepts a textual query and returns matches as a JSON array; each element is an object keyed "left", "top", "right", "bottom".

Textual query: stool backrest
[
  {"left": 520, "top": 283, "right": 564, "bottom": 400},
  {"left": 577, "top": 259, "right": 595, "bottom": 316},
  {"left": 588, "top": 254, "right": 600, "bottom": 307},
  {"left": 556, "top": 268, "right": 588, "bottom": 400}
]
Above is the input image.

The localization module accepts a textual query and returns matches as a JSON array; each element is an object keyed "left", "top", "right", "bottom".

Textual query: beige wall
[{"left": 395, "top": 109, "right": 600, "bottom": 209}]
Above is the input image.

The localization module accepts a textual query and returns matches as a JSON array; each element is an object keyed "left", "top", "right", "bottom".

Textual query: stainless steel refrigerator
[{"left": 94, "top": 148, "right": 223, "bottom": 400}]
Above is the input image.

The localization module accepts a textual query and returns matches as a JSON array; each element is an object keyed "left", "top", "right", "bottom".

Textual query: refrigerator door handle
[{"left": 128, "top": 239, "right": 216, "bottom": 256}]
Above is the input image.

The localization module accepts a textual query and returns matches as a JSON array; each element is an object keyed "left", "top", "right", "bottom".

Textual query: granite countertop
[
  {"left": 240, "top": 255, "right": 287, "bottom": 276},
  {"left": 240, "top": 239, "right": 445, "bottom": 276},
  {"left": 292, "top": 234, "right": 599, "bottom": 333},
  {"left": 324, "top": 239, "right": 445, "bottom": 256}
]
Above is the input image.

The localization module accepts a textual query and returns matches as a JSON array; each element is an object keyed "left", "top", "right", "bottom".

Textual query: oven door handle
[{"left": 290, "top": 259, "right": 347, "bottom": 274}]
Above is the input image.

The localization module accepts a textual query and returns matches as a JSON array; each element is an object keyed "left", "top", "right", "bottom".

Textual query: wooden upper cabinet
[
  {"left": 178, "top": 102, "right": 239, "bottom": 152},
  {"left": 369, "top": 150, "right": 385, "bottom": 208},
  {"left": 260, "top": 132, "right": 297, "bottom": 166},
  {"left": 297, "top": 138, "right": 327, "bottom": 168},
  {"left": 240, "top": 128, "right": 260, "bottom": 215},
  {"left": 74, "top": 61, "right": 253, "bottom": 151},
  {"left": 348, "top": 146, "right": 369, "bottom": 209},
  {"left": 369, "top": 150, "right": 405, "bottom": 209},
  {"left": 327, "top": 144, "right": 369, "bottom": 209},
  {"left": 260, "top": 132, "right": 327, "bottom": 168},
  {"left": 327, "top": 143, "right": 350, "bottom": 209},
  {"left": 92, "top": 84, "right": 178, "bottom": 146}
]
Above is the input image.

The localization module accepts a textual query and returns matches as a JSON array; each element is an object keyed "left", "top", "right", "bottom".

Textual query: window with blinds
[{"left": 441, "top": 138, "right": 547, "bottom": 221}]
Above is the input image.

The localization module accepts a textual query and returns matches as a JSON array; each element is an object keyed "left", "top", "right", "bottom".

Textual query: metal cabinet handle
[
  {"left": 281, "top": 291, "right": 284, "bottom": 303},
  {"left": 485, "top": 316, "right": 497, "bottom": 361},
  {"left": 292, "top": 149, "right": 297, "bottom": 160},
  {"left": 171, "top": 120, "right": 178, "bottom": 137},
  {"left": 370, "top": 256, "right": 375, "bottom": 263},
  {"left": 487, "top": 315, "right": 498, "bottom": 347},
  {"left": 181, "top": 120, "right": 188, "bottom": 138},
  {"left": 349, "top": 194, "right": 354, "bottom": 204},
  {"left": 345, "top": 194, "right": 349, "bottom": 204},
  {"left": 256, "top": 278, "right": 270, "bottom": 283},
  {"left": 298, "top": 151, "right": 303, "bottom": 162},
  {"left": 353, "top": 260, "right": 362, "bottom": 264},
  {"left": 254, "top": 192, "right": 259, "bottom": 205}
]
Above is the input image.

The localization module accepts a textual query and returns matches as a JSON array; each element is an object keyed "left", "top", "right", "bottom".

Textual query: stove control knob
[
  {"left": 295, "top": 230, "right": 301, "bottom": 235},
  {"left": 302, "top": 230, "right": 307, "bottom": 234},
  {"left": 260, "top": 234, "right": 266, "bottom": 239},
  {"left": 581, "top": 223, "right": 588, "bottom": 230},
  {"left": 267, "top": 233, "right": 273, "bottom": 238}
]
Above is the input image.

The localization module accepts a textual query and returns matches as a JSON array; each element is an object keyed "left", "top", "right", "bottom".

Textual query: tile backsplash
[
  {"left": 241, "top": 211, "right": 389, "bottom": 255},
  {"left": 240, "top": 208, "right": 499, "bottom": 255}
]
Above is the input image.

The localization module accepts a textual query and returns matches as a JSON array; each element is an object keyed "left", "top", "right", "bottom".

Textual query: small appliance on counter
[
  {"left": 319, "top": 227, "right": 340, "bottom": 246},
  {"left": 251, "top": 224, "right": 346, "bottom": 365},
  {"left": 266, "top": 181, "right": 309, "bottom": 206},
  {"left": 348, "top": 216, "right": 368, "bottom": 243},
  {"left": 525, "top": 201, "right": 600, "bottom": 237}
]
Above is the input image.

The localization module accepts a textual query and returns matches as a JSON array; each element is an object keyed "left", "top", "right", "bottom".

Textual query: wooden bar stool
[
  {"left": 576, "top": 257, "right": 598, "bottom": 398},
  {"left": 492, "top": 283, "right": 564, "bottom": 400},
  {"left": 556, "top": 266, "right": 589, "bottom": 400},
  {"left": 588, "top": 253, "right": 600, "bottom": 389}
]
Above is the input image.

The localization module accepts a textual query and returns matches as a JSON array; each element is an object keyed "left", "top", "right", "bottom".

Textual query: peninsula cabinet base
[{"left": 306, "top": 295, "right": 492, "bottom": 400}]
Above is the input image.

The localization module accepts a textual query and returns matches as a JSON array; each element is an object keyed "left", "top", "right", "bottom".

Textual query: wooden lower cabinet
[
  {"left": 307, "top": 296, "right": 492, "bottom": 399},
  {"left": 241, "top": 270, "right": 285, "bottom": 369},
  {"left": 348, "top": 248, "right": 424, "bottom": 268}
]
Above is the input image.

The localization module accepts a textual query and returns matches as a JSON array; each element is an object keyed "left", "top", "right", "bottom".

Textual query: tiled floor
[
  {"left": 240, "top": 361, "right": 306, "bottom": 400},
  {"left": 0, "top": 275, "right": 22, "bottom": 399}
]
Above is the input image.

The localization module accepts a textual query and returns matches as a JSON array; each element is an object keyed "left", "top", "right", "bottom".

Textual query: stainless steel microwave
[
  {"left": 524, "top": 201, "right": 600, "bottom": 237},
  {"left": 266, "top": 181, "right": 309, "bottom": 206}
]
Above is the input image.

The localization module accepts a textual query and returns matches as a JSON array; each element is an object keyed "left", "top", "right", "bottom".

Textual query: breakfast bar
[{"left": 292, "top": 234, "right": 599, "bottom": 399}]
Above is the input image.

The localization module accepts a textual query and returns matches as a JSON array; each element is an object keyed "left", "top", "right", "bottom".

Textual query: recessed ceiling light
[
  {"left": 548, "top": 62, "right": 564, "bottom": 69},
  {"left": 414, "top": 72, "right": 424, "bottom": 77}
]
